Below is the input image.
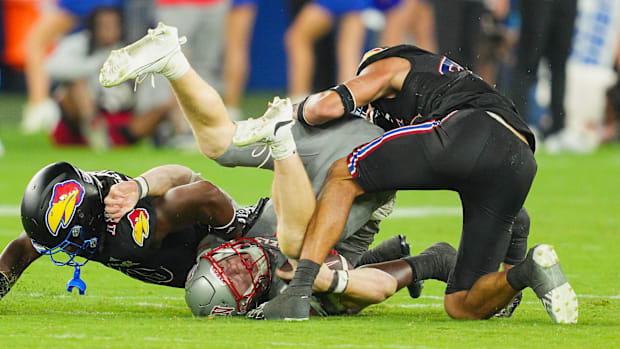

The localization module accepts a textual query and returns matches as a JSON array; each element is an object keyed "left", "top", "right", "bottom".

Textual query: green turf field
[{"left": 0, "top": 93, "right": 618, "bottom": 348}]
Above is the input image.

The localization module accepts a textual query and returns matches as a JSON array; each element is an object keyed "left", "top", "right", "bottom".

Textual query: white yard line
[{"left": 0, "top": 205, "right": 19, "bottom": 217}]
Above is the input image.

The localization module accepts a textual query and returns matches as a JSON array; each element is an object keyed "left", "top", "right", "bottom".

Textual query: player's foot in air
[
  {"left": 233, "top": 97, "right": 294, "bottom": 146},
  {"left": 233, "top": 97, "right": 296, "bottom": 160},
  {"left": 519, "top": 244, "right": 578, "bottom": 323},
  {"left": 99, "top": 22, "right": 188, "bottom": 88}
]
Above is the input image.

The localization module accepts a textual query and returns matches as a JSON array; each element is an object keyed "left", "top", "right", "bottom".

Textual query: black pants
[
  {"left": 509, "top": 0, "right": 578, "bottom": 136},
  {"left": 348, "top": 109, "right": 537, "bottom": 293}
]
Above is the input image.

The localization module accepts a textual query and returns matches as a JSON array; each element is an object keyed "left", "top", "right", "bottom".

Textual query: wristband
[
  {"left": 296, "top": 97, "right": 315, "bottom": 127},
  {"left": 329, "top": 84, "right": 356, "bottom": 114},
  {"left": 133, "top": 176, "right": 149, "bottom": 200},
  {"left": 326, "top": 270, "right": 349, "bottom": 294}
]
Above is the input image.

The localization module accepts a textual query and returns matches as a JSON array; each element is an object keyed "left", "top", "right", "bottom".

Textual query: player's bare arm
[
  {"left": 154, "top": 180, "right": 238, "bottom": 241},
  {"left": 302, "top": 57, "right": 410, "bottom": 125},
  {"left": 0, "top": 233, "right": 42, "bottom": 300}
]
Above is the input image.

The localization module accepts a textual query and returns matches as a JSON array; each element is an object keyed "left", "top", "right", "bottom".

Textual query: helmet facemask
[
  {"left": 185, "top": 238, "right": 270, "bottom": 316},
  {"left": 31, "top": 225, "right": 98, "bottom": 267}
]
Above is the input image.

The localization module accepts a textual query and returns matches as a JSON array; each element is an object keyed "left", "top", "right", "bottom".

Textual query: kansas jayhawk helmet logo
[
  {"left": 128, "top": 208, "right": 150, "bottom": 247},
  {"left": 45, "top": 180, "right": 85, "bottom": 236}
]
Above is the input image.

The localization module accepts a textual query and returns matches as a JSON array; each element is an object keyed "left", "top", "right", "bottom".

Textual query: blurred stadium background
[{"left": 1, "top": 0, "right": 619, "bottom": 347}]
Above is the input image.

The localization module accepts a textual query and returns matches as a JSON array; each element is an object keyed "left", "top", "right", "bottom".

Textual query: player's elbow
[{"left": 304, "top": 92, "right": 344, "bottom": 124}]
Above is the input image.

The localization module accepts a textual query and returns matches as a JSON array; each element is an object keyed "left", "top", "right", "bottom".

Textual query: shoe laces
[
  {"left": 133, "top": 34, "right": 187, "bottom": 91},
  {"left": 251, "top": 144, "right": 272, "bottom": 169}
]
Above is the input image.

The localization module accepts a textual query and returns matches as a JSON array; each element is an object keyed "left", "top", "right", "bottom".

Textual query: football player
[
  {"left": 0, "top": 161, "right": 438, "bottom": 317},
  {"left": 185, "top": 235, "right": 456, "bottom": 318},
  {"left": 0, "top": 161, "right": 263, "bottom": 296},
  {"left": 247, "top": 44, "right": 577, "bottom": 323}
]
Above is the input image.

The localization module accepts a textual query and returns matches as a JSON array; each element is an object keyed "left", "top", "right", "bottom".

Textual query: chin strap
[{"left": 67, "top": 266, "right": 87, "bottom": 295}]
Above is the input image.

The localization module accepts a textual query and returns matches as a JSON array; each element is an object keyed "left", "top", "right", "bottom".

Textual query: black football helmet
[{"left": 21, "top": 162, "right": 105, "bottom": 266}]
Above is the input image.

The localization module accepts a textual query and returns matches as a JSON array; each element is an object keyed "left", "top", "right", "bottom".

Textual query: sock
[
  {"left": 271, "top": 131, "right": 296, "bottom": 160},
  {"left": 286, "top": 259, "right": 320, "bottom": 296},
  {"left": 161, "top": 50, "right": 190, "bottom": 80},
  {"left": 506, "top": 261, "right": 529, "bottom": 291}
]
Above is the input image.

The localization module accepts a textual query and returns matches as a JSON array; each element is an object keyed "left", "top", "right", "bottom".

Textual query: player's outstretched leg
[
  {"left": 507, "top": 244, "right": 578, "bottom": 323},
  {"left": 99, "top": 22, "right": 189, "bottom": 87}
]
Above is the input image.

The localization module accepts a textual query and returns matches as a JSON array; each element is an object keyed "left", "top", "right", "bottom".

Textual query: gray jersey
[{"left": 215, "top": 116, "right": 395, "bottom": 265}]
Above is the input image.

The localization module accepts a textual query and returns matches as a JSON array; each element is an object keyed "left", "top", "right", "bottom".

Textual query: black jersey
[
  {"left": 356, "top": 45, "right": 536, "bottom": 151},
  {"left": 82, "top": 170, "right": 209, "bottom": 288}
]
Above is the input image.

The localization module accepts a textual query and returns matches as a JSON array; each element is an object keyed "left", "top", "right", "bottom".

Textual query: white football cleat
[
  {"left": 99, "top": 22, "right": 188, "bottom": 88},
  {"left": 526, "top": 244, "right": 578, "bottom": 324},
  {"left": 233, "top": 97, "right": 296, "bottom": 160}
]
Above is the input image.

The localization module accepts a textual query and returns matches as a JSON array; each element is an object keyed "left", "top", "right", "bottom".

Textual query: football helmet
[
  {"left": 185, "top": 238, "right": 270, "bottom": 316},
  {"left": 21, "top": 162, "right": 105, "bottom": 267}
]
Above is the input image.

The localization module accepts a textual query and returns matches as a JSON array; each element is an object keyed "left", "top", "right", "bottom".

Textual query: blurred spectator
[
  {"left": 509, "top": 0, "right": 578, "bottom": 139},
  {"left": 432, "top": 0, "right": 486, "bottom": 70},
  {"left": 285, "top": 0, "right": 369, "bottom": 102},
  {"left": 46, "top": 6, "right": 173, "bottom": 149},
  {"left": 156, "top": 0, "right": 229, "bottom": 92},
  {"left": 475, "top": 0, "right": 512, "bottom": 84},
  {"left": 23, "top": 0, "right": 123, "bottom": 134},
  {"left": 287, "top": 0, "right": 338, "bottom": 93},
  {"left": 123, "top": 0, "right": 156, "bottom": 42},
  {"left": 223, "top": 0, "right": 258, "bottom": 121},
  {"left": 375, "top": 0, "right": 436, "bottom": 52},
  {"left": 603, "top": 72, "right": 620, "bottom": 143},
  {"left": 546, "top": 0, "right": 620, "bottom": 153}
]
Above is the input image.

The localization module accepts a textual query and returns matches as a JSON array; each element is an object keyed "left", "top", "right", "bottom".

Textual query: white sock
[{"left": 161, "top": 50, "right": 190, "bottom": 80}]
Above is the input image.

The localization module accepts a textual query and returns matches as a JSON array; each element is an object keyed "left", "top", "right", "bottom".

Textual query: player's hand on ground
[{"left": 104, "top": 181, "right": 139, "bottom": 222}]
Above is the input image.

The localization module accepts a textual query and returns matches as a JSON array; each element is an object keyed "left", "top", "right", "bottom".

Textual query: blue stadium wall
[{"left": 246, "top": 0, "right": 290, "bottom": 90}]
